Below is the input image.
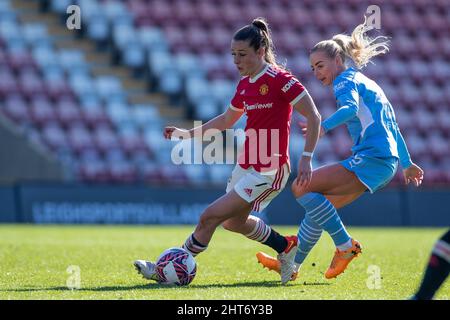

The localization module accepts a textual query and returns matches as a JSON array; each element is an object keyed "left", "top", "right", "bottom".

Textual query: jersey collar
[
  {"left": 333, "top": 67, "right": 356, "bottom": 86},
  {"left": 249, "top": 64, "right": 269, "bottom": 83}
]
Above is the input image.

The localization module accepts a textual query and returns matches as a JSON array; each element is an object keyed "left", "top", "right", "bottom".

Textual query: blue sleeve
[
  {"left": 396, "top": 127, "right": 413, "bottom": 169},
  {"left": 322, "top": 79, "right": 359, "bottom": 132}
]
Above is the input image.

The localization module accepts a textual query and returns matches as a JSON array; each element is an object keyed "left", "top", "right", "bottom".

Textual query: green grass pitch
[{"left": 0, "top": 225, "right": 448, "bottom": 300}]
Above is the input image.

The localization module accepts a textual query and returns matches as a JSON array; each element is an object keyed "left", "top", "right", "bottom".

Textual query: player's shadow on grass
[{"left": 1, "top": 280, "right": 329, "bottom": 293}]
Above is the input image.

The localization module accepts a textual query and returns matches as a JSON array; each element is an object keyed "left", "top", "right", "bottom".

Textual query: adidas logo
[{"left": 244, "top": 188, "right": 253, "bottom": 197}]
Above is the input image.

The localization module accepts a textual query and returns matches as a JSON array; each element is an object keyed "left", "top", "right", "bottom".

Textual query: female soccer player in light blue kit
[{"left": 258, "top": 18, "right": 424, "bottom": 283}]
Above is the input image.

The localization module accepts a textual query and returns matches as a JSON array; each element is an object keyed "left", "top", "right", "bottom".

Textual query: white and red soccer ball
[{"left": 155, "top": 247, "right": 197, "bottom": 286}]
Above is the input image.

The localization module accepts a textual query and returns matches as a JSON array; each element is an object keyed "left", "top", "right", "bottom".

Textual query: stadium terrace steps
[
  {"left": 0, "top": 112, "right": 65, "bottom": 183},
  {"left": 10, "top": 0, "right": 39, "bottom": 12},
  {"left": 129, "top": 93, "right": 184, "bottom": 120},
  {"left": 11, "top": 0, "right": 183, "bottom": 125}
]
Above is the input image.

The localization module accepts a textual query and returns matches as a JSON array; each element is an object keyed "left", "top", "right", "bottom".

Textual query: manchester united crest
[{"left": 259, "top": 84, "right": 269, "bottom": 95}]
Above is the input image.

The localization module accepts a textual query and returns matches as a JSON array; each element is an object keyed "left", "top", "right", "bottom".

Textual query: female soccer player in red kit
[{"left": 134, "top": 18, "right": 322, "bottom": 282}]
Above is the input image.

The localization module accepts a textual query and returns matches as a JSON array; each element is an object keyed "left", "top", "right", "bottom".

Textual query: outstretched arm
[
  {"left": 322, "top": 80, "right": 359, "bottom": 133},
  {"left": 322, "top": 104, "right": 358, "bottom": 133},
  {"left": 298, "top": 80, "right": 359, "bottom": 137},
  {"left": 163, "top": 107, "right": 243, "bottom": 140}
]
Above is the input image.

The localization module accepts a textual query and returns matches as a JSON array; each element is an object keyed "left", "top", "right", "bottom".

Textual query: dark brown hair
[{"left": 233, "top": 17, "right": 281, "bottom": 69}]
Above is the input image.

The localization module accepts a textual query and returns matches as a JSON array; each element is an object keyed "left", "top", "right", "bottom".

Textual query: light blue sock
[
  {"left": 294, "top": 215, "right": 322, "bottom": 265},
  {"left": 297, "top": 193, "right": 351, "bottom": 248}
]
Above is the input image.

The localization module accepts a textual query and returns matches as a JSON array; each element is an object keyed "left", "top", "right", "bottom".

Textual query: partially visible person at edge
[{"left": 411, "top": 229, "right": 450, "bottom": 300}]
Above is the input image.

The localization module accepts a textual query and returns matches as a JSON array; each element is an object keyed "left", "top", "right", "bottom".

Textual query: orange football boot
[
  {"left": 256, "top": 235, "right": 299, "bottom": 281},
  {"left": 325, "top": 239, "right": 362, "bottom": 279}
]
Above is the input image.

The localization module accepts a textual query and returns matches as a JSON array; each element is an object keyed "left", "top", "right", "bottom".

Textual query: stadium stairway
[
  {"left": 0, "top": 112, "right": 65, "bottom": 183},
  {"left": 10, "top": 0, "right": 192, "bottom": 129}
]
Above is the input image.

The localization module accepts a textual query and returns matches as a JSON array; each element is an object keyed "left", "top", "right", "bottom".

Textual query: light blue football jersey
[{"left": 322, "top": 67, "right": 412, "bottom": 168}]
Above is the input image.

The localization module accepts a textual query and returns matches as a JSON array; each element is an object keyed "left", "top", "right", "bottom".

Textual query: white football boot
[
  {"left": 277, "top": 235, "right": 299, "bottom": 284},
  {"left": 134, "top": 260, "right": 159, "bottom": 282}
]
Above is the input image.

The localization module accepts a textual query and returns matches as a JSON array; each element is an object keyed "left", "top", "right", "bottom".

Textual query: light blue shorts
[{"left": 340, "top": 154, "right": 398, "bottom": 193}]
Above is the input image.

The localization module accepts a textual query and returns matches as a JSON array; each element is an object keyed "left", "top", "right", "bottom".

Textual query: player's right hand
[
  {"left": 163, "top": 126, "right": 177, "bottom": 140},
  {"left": 163, "top": 126, "right": 191, "bottom": 140},
  {"left": 403, "top": 163, "right": 424, "bottom": 187},
  {"left": 163, "top": 126, "right": 178, "bottom": 139}
]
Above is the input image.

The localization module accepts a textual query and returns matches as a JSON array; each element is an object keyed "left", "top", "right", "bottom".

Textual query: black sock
[
  {"left": 182, "top": 233, "right": 207, "bottom": 257},
  {"left": 415, "top": 255, "right": 450, "bottom": 300},
  {"left": 263, "top": 228, "right": 288, "bottom": 254},
  {"left": 414, "top": 230, "right": 450, "bottom": 300},
  {"left": 191, "top": 234, "right": 206, "bottom": 247}
]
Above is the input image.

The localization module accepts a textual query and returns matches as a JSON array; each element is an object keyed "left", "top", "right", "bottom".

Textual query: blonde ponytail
[{"left": 312, "top": 17, "right": 390, "bottom": 69}]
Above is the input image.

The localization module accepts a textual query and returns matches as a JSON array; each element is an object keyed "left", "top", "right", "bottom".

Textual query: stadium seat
[
  {"left": 93, "top": 124, "right": 120, "bottom": 154},
  {"left": 412, "top": 108, "right": 435, "bottom": 134},
  {"left": 29, "top": 97, "right": 57, "bottom": 127},
  {"left": 55, "top": 98, "right": 83, "bottom": 127},
  {"left": 78, "top": 159, "right": 110, "bottom": 183},
  {"left": 427, "top": 130, "right": 449, "bottom": 159},
  {"left": 436, "top": 109, "right": 450, "bottom": 135},
  {"left": 138, "top": 27, "right": 168, "bottom": 53},
  {"left": 118, "top": 124, "right": 149, "bottom": 156},
  {"left": 41, "top": 122, "right": 68, "bottom": 152},
  {"left": 22, "top": 23, "right": 51, "bottom": 48},
  {"left": 406, "top": 131, "right": 427, "bottom": 158},
  {"left": 0, "top": 68, "right": 19, "bottom": 96},
  {"left": 67, "top": 122, "right": 95, "bottom": 153},
  {"left": 1, "top": 94, "right": 29, "bottom": 125},
  {"left": 18, "top": 69, "right": 46, "bottom": 99}
]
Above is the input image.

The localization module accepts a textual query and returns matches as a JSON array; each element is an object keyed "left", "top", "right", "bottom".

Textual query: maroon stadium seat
[
  {"left": 41, "top": 122, "right": 68, "bottom": 152},
  {"left": 55, "top": 98, "right": 83, "bottom": 127},
  {"left": 18, "top": 69, "right": 46, "bottom": 99},
  {"left": 80, "top": 104, "right": 111, "bottom": 129},
  {"left": 67, "top": 123, "right": 96, "bottom": 154},
  {"left": 29, "top": 97, "right": 57, "bottom": 127},
  {"left": 93, "top": 124, "right": 120, "bottom": 154},
  {"left": 2, "top": 94, "right": 30, "bottom": 124},
  {"left": 427, "top": 130, "right": 449, "bottom": 159}
]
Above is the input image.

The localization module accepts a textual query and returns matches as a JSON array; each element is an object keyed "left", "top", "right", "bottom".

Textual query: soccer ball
[{"left": 155, "top": 247, "right": 197, "bottom": 286}]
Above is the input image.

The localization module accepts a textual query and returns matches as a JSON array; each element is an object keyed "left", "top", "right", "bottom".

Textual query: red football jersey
[{"left": 230, "top": 64, "right": 306, "bottom": 173}]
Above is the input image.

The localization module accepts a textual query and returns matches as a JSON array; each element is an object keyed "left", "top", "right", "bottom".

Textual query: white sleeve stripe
[
  {"left": 229, "top": 104, "right": 244, "bottom": 112},
  {"left": 290, "top": 90, "right": 308, "bottom": 106}
]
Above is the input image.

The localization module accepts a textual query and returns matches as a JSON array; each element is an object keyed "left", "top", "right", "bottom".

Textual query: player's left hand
[
  {"left": 295, "top": 157, "right": 313, "bottom": 189},
  {"left": 403, "top": 163, "right": 424, "bottom": 187}
]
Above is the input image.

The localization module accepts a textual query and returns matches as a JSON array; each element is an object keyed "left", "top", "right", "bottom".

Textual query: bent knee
[
  {"left": 221, "top": 220, "right": 235, "bottom": 232},
  {"left": 291, "top": 180, "right": 307, "bottom": 199},
  {"left": 222, "top": 219, "right": 244, "bottom": 232}
]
